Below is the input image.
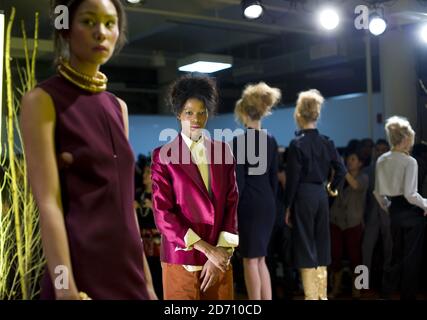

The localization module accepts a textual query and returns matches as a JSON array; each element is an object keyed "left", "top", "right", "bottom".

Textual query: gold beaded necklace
[{"left": 57, "top": 59, "right": 108, "bottom": 93}]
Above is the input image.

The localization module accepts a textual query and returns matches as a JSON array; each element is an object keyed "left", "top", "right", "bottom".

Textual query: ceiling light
[
  {"left": 369, "top": 13, "right": 387, "bottom": 36},
  {"left": 178, "top": 54, "right": 233, "bottom": 73},
  {"left": 241, "top": 0, "right": 264, "bottom": 20},
  {"left": 319, "top": 8, "right": 340, "bottom": 30}
]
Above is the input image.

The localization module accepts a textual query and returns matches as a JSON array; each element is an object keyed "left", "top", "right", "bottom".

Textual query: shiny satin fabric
[{"left": 151, "top": 134, "right": 239, "bottom": 266}]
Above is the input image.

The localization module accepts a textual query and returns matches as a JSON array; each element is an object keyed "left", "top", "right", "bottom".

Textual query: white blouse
[{"left": 374, "top": 151, "right": 427, "bottom": 212}]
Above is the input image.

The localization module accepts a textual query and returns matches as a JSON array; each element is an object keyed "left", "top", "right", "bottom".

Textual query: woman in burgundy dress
[{"left": 20, "top": 0, "right": 156, "bottom": 300}]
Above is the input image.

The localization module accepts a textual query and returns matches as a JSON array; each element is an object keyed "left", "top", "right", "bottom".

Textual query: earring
[{"left": 61, "top": 38, "right": 70, "bottom": 61}]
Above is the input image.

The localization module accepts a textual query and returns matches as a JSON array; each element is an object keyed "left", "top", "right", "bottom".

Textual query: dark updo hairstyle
[
  {"left": 50, "top": 0, "right": 127, "bottom": 64},
  {"left": 167, "top": 74, "right": 219, "bottom": 116}
]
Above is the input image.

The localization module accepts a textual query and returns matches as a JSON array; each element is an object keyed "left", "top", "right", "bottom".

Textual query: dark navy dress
[{"left": 232, "top": 129, "right": 278, "bottom": 258}]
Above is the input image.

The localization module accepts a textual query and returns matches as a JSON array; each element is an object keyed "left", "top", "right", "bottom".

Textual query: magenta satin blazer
[{"left": 151, "top": 134, "right": 239, "bottom": 265}]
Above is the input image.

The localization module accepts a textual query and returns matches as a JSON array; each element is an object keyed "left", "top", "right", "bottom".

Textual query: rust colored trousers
[{"left": 161, "top": 262, "right": 234, "bottom": 300}]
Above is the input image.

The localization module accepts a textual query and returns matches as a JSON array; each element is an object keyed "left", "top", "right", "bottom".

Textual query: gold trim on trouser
[
  {"left": 317, "top": 266, "right": 328, "bottom": 300},
  {"left": 300, "top": 268, "right": 318, "bottom": 300}
]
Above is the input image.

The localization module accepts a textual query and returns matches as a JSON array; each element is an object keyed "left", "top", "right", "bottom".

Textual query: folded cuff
[
  {"left": 175, "top": 228, "right": 201, "bottom": 252},
  {"left": 216, "top": 231, "right": 239, "bottom": 249}
]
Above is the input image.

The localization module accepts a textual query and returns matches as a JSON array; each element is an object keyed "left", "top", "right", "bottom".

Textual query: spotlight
[
  {"left": 126, "top": 0, "right": 142, "bottom": 4},
  {"left": 319, "top": 8, "right": 340, "bottom": 30},
  {"left": 369, "top": 13, "right": 387, "bottom": 36},
  {"left": 420, "top": 24, "right": 427, "bottom": 43},
  {"left": 241, "top": 0, "right": 264, "bottom": 20}
]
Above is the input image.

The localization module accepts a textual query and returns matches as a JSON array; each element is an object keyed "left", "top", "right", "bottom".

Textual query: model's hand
[
  {"left": 200, "top": 260, "right": 221, "bottom": 292},
  {"left": 285, "top": 208, "right": 292, "bottom": 227},
  {"left": 195, "top": 240, "right": 229, "bottom": 272},
  {"left": 206, "top": 246, "right": 230, "bottom": 272}
]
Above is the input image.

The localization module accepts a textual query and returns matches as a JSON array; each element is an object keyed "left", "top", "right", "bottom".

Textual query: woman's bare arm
[{"left": 20, "top": 88, "right": 79, "bottom": 299}]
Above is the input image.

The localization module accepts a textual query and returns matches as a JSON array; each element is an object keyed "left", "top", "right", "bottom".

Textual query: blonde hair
[
  {"left": 235, "top": 82, "right": 281, "bottom": 124},
  {"left": 294, "top": 89, "right": 324, "bottom": 128},
  {"left": 385, "top": 116, "right": 415, "bottom": 148}
]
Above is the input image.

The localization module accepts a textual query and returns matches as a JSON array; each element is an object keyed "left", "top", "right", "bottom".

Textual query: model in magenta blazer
[{"left": 151, "top": 133, "right": 238, "bottom": 266}]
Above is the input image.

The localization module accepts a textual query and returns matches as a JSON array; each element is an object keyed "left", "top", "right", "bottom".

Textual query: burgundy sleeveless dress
[{"left": 37, "top": 75, "right": 149, "bottom": 300}]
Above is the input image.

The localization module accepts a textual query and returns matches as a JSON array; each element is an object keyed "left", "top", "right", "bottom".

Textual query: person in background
[
  {"left": 359, "top": 138, "right": 375, "bottom": 168},
  {"left": 135, "top": 162, "right": 163, "bottom": 299},
  {"left": 374, "top": 116, "right": 427, "bottom": 300},
  {"left": 413, "top": 142, "right": 427, "bottom": 295},
  {"left": 134, "top": 154, "right": 148, "bottom": 200},
  {"left": 362, "top": 139, "right": 392, "bottom": 298},
  {"left": 344, "top": 139, "right": 361, "bottom": 159},
  {"left": 267, "top": 161, "right": 295, "bottom": 300},
  {"left": 284, "top": 89, "right": 347, "bottom": 300},
  {"left": 330, "top": 151, "right": 368, "bottom": 299},
  {"left": 412, "top": 143, "right": 427, "bottom": 198},
  {"left": 232, "top": 82, "right": 281, "bottom": 300}
]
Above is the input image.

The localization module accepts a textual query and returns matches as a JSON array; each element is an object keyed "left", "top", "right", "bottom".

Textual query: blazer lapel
[
  {"left": 205, "top": 138, "right": 219, "bottom": 200},
  {"left": 177, "top": 135, "right": 211, "bottom": 199}
]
